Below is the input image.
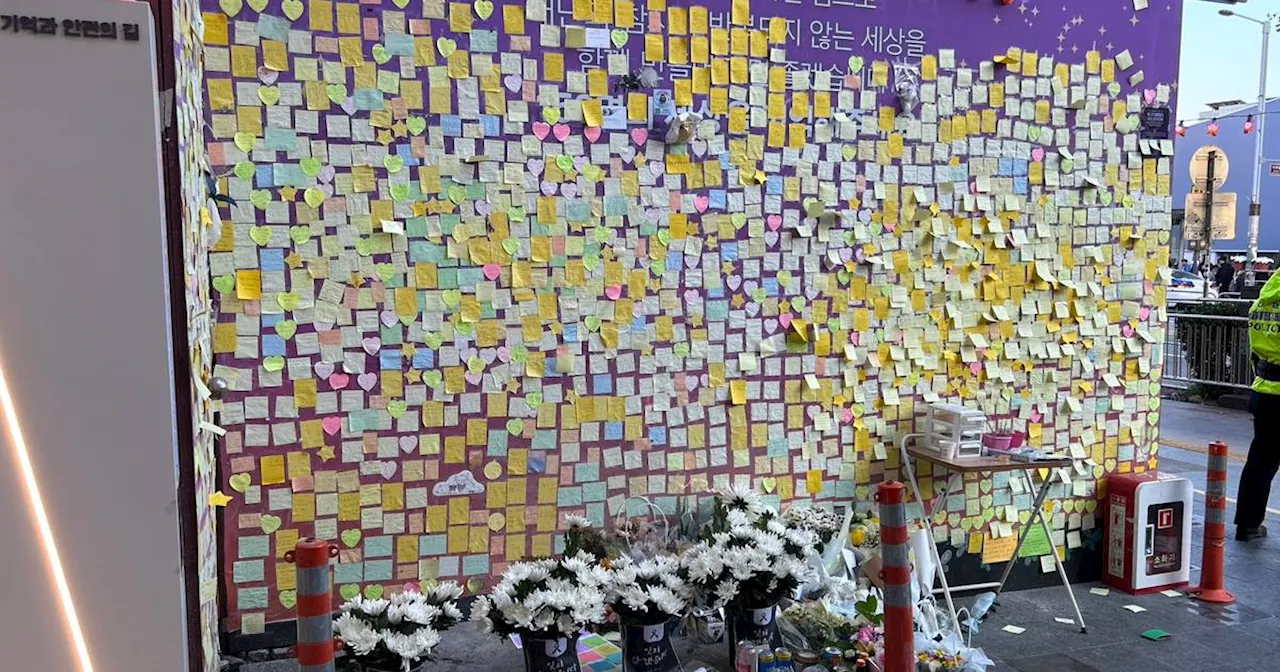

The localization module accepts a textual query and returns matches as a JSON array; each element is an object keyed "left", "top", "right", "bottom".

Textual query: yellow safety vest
[{"left": 1249, "top": 272, "right": 1280, "bottom": 394}]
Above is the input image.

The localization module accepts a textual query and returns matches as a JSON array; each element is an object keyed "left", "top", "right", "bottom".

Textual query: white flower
[
  {"left": 334, "top": 613, "right": 380, "bottom": 656},
  {"left": 564, "top": 514, "right": 592, "bottom": 529},
  {"left": 721, "top": 484, "right": 767, "bottom": 520}
]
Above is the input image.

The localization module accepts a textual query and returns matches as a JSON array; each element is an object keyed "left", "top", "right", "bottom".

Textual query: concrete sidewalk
[{"left": 1158, "top": 398, "right": 1253, "bottom": 458}]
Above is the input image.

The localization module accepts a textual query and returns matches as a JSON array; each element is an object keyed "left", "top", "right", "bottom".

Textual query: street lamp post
[{"left": 1217, "top": 7, "right": 1274, "bottom": 287}]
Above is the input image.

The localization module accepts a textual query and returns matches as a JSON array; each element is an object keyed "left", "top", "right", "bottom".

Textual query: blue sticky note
[
  {"left": 239, "top": 536, "right": 270, "bottom": 559},
  {"left": 333, "top": 561, "right": 364, "bottom": 585},
  {"left": 762, "top": 277, "right": 779, "bottom": 296},
  {"left": 233, "top": 560, "right": 264, "bottom": 583},
  {"left": 264, "top": 127, "right": 297, "bottom": 151},
  {"left": 354, "top": 89, "right": 384, "bottom": 110},
  {"left": 462, "top": 555, "right": 491, "bottom": 576},
  {"left": 380, "top": 349, "right": 400, "bottom": 370},
  {"left": 273, "top": 164, "right": 306, "bottom": 186},
  {"left": 259, "top": 249, "right": 284, "bottom": 272},
  {"left": 480, "top": 115, "right": 500, "bottom": 136},
  {"left": 575, "top": 463, "right": 600, "bottom": 482},
  {"left": 666, "top": 251, "right": 683, "bottom": 271},
  {"left": 257, "top": 15, "right": 289, "bottom": 42},
  {"left": 604, "top": 422, "right": 623, "bottom": 441},
  {"left": 1014, "top": 176, "right": 1028, "bottom": 194},
  {"left": 529, "top": 455, "right": 547, "bottom": 473},
  {"left": 364, "top": 559, "right": 393, "bottom": 581},
  {"left": 946, "top": 494, "right": 966, "bottom": 511},
  {"left": 582, "top": 482, "right": 607, "bottom": 502},
  {"left": 255, "top": 164, "right": 274, "bottom": 187},
  {"left": 419, "top": 535, "right": 447, "bottom": 556},
  {"left": 720, "top": 242, "right": 739, "bottom": 262},
  {"left": 562, "top": 323, "right": 579, "bottom": 343},
  {"left": 707, "top": 300, "right": 729, "bottom": 321},
  {"left": 385, "top": 33, "right": 415, "bottom": 56},
  {"left": 487, "top": 430, "right": 508, "bottom": 456},
  {"left": 532, "top": 431, "right": 557, "bottom": 451},
  {"left": 557, "top": 487, "right": 584, "bottom": 507},
  {"left": 592, "top": 374, "right": 613, "bottom": 394},
  {"left": 395, "top": 144, "right": 421, "bottom": 167},
  {"left": 413, "top": 349, "right": 434, "bottom": 369},
  {"left": 649, "top": 426, "right": 667, "bottom": 445},
  {"left": 364, "top": 536, "right": 393, "bottom": 558},
  {"left": 470, "top": 29, "right": 498, "bottom": 52},
  {"left": 605, "top": 195, "right": 629, "bottom": 216},
  {"left": 709, "top": 190, "right": 727, "bottom": 209},
  {"left": 767, "top": 175, "right": 784, "bottom": 194},
  {"left": 998, "top": 157, "right": 1013, "bottom": 175},
  {"left": 441, "top": 115, "right": 463, "bottom": 136},
  {"left": 238, "top": 587, "right": 269, "bottom": 610},
  {"left": 567, "top": 200, "right": 592, "bottom": 222},
  {"left": 261, "top": 335, "right": 287, "bottom": 357},
  {"left": 767, "top": 438, "right": 787, "bottom": 457}
]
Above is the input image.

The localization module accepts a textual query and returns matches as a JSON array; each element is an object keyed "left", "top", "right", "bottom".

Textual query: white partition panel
[{"left": 0, "top": 1, "right": 189, "bottom": 670}]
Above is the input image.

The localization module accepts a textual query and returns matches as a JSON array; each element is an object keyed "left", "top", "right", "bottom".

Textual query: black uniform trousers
[{"left": 1236, "top": 391, "right": 1280, "bottom": 529}]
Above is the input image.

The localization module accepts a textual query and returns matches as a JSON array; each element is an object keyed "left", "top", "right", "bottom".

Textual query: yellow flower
[{"left": 851, "top": 527, "right": 866, "bottom": 546}]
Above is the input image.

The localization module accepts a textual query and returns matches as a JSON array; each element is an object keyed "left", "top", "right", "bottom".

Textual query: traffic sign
[
  {"left": 1189, "top": 145, "right": 1229, "bottom": 189},
  {"left": 1184, "top": 192, "right": 1237, "bottom": 241}
]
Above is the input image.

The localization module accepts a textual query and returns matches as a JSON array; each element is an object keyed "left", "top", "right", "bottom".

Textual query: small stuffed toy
[{"left": 664, "top": 110, "right": 703, "bottom": 144}]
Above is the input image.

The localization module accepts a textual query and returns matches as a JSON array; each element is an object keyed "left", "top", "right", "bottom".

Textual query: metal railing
[{"left": 1164, "top": 298, "right": 1254, "bottom": 390}]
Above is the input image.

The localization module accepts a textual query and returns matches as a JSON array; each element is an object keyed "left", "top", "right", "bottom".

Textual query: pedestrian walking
[{"left": 1239, "top": 272, "right": 1280, "bottom": 541}]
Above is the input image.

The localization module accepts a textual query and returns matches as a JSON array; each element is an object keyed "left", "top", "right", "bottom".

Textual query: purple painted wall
[{"left": 198, "top": 0, "right": 1184, "bottom": 630}]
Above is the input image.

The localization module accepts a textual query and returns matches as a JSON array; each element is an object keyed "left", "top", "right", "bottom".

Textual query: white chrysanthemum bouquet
[
  {"left": 680, "top": 485, "right": 818, "bottom": 610},
  {"left": 471, "top": 550, "right": 610, "bottom": 638},
  {"left": 604, "top": 554, "right": 694, "bottom": 625},
  {"left": 333, "top": 582, "right": 464, "bottom": 672}
]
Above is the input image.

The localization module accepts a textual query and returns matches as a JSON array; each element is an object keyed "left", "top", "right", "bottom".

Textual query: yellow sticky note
[
  {"left": 260, "top": 455, "right": 286, "bottom": 486},
  {"left": 582, "top": 98, "right": 603, "bottom": 127},
  {"left": 236, "top": 270, "right": 262, "bottom": 300},
  {"left": 730, "top": 379, "right": 747, "bottom": 405}
]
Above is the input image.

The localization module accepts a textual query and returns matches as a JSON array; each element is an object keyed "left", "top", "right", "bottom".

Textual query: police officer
[{"left": 1240, "top": 271, "right": 1280, "bottom": 541}]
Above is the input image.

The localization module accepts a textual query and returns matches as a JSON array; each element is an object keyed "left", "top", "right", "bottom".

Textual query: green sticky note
[
  {"left": 1018, "top": 525, "right": 1053, "bottom": 558},
  {"left": 1142, "top": 629, "right": 1171, "bottom": 642}
]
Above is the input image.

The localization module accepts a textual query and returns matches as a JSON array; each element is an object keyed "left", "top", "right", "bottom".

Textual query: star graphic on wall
[
  {"left": 1106, "top": 42, "right": 1114, "bottom": 52},
  {"left": 1098, "top": 25, "right": 1107, "bottom": 35},
  {"left": 1130, "top": 14, "right": 1140, "bottom": 27},
  {"left": 993, "top": 15, "right": 1001, "bottom": 24},
  {"left": 1018, "top": 2, "right": 1028, "bottom": 14},
  {"left": 1071, "top": 44, "right": 1079, "bottom": 53}
]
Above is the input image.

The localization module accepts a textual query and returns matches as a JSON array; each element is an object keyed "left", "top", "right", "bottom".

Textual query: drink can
[
  {"left": 775, "top": 648, "right": 793, "bottom": 671},
  {"left": 735, "top": 641, "right": 758, "bottom": 672},
  {"left": 757, "top": 648, "right": 775, "bottom": 672},
  {"left": 822, "top": 647, "right": 844, "bottom": 666}
]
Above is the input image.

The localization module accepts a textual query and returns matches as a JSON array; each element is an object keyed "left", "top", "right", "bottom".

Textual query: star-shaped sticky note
[
  {"left": 391, "top": 121, "right": 407, "bottom": 137},
  {"left": 350, "top": 272, "right": 366, "bottom": 287},
  {"left": 279, "top": 186, "right": 298, "bottom": 202},
  {"left": 318, "top": 445, "right": 336, "bottom": 461},
  {"left": 208, "top": 491, "right": 233, "bottom": 507},
  {"left": 376, "top": 129, "right": 393, "bottom": 145},
  {"left": 721, "top": 261, "right": 735, "bottom": 274},
  {"left": 689, "top": 312, "right": 704, "bottom": 327},
  {"left": 406, "top": 369, "right": 422, "bottom": 383},
  {"left": 285, "top": 252, "right": 304, "bottom": 269},
  {"left": 565, "top": 389, "right": 578, "bottom": 404},
  {"left": 731, "top": 293, "right": 746, "bottom": 308},
  {"left": 411, "top": 202, "right": 429, "bottom": 217},
  {"left": 402, "top": 343, "right": 417, "bottom": 358},
  {"left": 505, "top": 379, "right": 521, "bottom": 394}
]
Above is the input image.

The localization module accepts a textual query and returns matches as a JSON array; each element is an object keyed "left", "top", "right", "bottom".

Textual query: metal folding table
[{"left": 898, "top": 434, "right": 1087, "bottom": 635}]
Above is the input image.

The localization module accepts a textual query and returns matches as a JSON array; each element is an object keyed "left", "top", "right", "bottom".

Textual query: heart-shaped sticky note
[
  {"left": 441, "top": 289, "right": 462, "bottom": 308},
  {"left": 340, "top": 585, "right": 360, "bottom": 601},
  {"left": 289, "top": 225, "right": 311, "bottom": 245},
  {"left": 341, "top": 529, "right": 362, "bottom": 547},
  {"left": 389, "top": 183, "right": 410, "bottom": 202},
  {"left": 423, "top": 370, "right": 443, "bottom": 388},
  {"left": 219, "top": 0, "right": 243, "bottom": 17},
  {"left": 228, "top": 473, "right": 252, "bottom": 492},
  {"left": 213, "top": 275, "right": 235, "bottom": 295},
  {"left": 275, "top": 320, "right": 297, "bottom": 339},
  {"left": 384, "top": 155, "right": 405, "bottom": 173},
  {"left": 304, "top": 187, "right": 325, "bottom": 208},
  {"left": 584, "top": 315, "right": 602, "bottom": 332},
  {"left": 260, "top": 514, "right": 282, "bottom": 534},
  {"left": 300, "top": 157, "right": 321, "bottom": 177},
  {"left": 447, "top": 185, "right": 466, "bottom": 204},
  {"left": 610, "top": 29, "right": 628, "bottom": 48},
  {"left": 776, "top": 269, "right": 792, "bottom": 286},
  {"left": 234, "top": 161, "right": 256, "bottom": 180},
  {"left": 246, "top": 0, "right": 269, "bottom": 12},
  {"left": 375, "top": 263, "right": 397, "bottom": 283},
  {"left": 278, "top": 591, "right": 297, "bottom": 609},
  {"left": 364, "top": 584, "right": 385, "bottom": 600},
  {"left": 355, "top": 238, "right": 373, "bottom": 256},
  {"left": 249, "top": 190, "right": 271, "bottom": 209},
  {"left": 371, "top": 44, "right": 391, "bottom": 65},
  {"left": 387, "top": 400, "right": 407, "bottom": 418},
  {"left": 234, "top": 132, "right": 256, "bottom": 152},
  {"left": 281, "top": 0, "right": 304, "bottom": 21},
  {"left": 277, "top": 291, "right": 300, "bottom": 311},
  {"left": 326, "top": 83, "right": 347, "bottom": 104},
  {"left": 407, "top": 116, "right": 426, "bottom": 135},
  {"left": 474, "top": 0, "right": 494, "bottom": 19},
  {"left": 848, "top": 55, "right": 864, "bottom": 72},
  {"left": 263, "top": 355, "right": 285, "bottom": 372},
  {"left": 436, "top": 37, "right": 457, "bottom": 58},
  {"left": 542, "top": 106, "right": 562, "bottom": 124},
  {"left": 506, "top": 418, "right": 525, "bottom": 435},
  {"left": 248, "top": 225, "right": 271, "bottom": 246},
  {"left": 555, "top": 155, "right": 574, "bottom": 172},
  {"left": 257, "top": 85, "right": 280, "bottom": 106},
  {"left": 392, "top": 0, "right": 409, "bottom": 7}
]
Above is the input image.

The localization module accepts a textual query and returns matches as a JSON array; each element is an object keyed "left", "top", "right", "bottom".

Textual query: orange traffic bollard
[
  {"left": 877, "top": 481, "right": 914, "bottom": 672},
  {"left": 285, "top": 538, "right": 341, "bottom": 671},
  {"left": 1189, "top": 441, "right": 1235, "bottom": 604}
]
